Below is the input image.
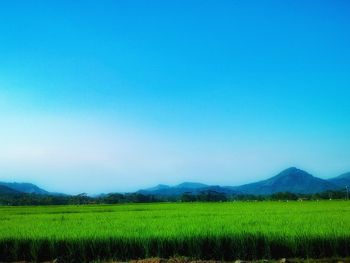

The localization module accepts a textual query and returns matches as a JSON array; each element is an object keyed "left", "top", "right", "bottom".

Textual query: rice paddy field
[{"left": 0, "top": 201, "right": 349, "bottom": 262}]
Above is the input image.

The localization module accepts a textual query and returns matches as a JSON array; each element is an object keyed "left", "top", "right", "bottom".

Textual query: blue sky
[{"left": 0, "top": 0, "right": 349, "bottom": 194}]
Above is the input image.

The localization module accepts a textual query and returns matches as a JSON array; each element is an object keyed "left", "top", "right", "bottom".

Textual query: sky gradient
[{"left": 1, "top": 0, "right": 350, "bottom": 194}]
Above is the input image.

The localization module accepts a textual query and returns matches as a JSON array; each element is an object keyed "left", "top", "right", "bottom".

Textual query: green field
[{"left": 0, "top": 201, "right": 350, "bottom": 262}]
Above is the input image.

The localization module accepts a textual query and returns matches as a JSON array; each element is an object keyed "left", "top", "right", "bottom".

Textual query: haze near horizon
[{"left": 0, "top": 0, "right": 349, "bottom": 194}]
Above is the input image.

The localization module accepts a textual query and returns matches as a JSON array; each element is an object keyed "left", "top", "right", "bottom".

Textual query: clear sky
[{"left": 0, "top": 0, "right": 349, "bottom": 194}]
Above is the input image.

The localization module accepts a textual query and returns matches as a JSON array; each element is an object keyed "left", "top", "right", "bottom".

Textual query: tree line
[{"left": 0, "top": 189, "right": 348, "bottom": 206}]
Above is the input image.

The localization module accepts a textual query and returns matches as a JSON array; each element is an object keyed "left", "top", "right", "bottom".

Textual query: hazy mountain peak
[
  {"left": 175, "top": 182, "right": 208, "bottom": 189},
  {"left": 285, "top": 166, "right": 299, "bottom": 171},
  {"left": 274, "top": 167, "right": 313, "bottom": 179}
]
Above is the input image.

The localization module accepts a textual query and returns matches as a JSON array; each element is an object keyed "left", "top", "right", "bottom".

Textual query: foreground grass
[{"left": 0, "top": 201, "right": 349, "bottom": 262}]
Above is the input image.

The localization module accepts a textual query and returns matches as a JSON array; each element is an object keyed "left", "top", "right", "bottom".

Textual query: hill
[
  {"left": 0, "top": 182, "right": 50, "bottom": 195},
  {"left": 328, "top": 172, "right": 350, "bottom": 188},
  {"left": 232, "top": 167, "right": 338, "bottom": 195}
]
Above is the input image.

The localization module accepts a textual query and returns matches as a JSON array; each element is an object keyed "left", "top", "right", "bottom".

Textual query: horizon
[
  {"left": 1, "top": 166, "right": 348, "bottom": 195},
  {"left": 1, "top": 1, "right": 350, "bottom": 195}
]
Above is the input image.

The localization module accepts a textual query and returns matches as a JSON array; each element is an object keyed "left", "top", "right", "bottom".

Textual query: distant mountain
[
  {"left": 139, "top": 167, "right": 341, "bottom": 196},
  {"left": 3, "top": 167, "right": 348, "bottom": 198},
  {"left": 176, "top": 182, "right": 208, "bottom": 189},
  {"left": 0, "top": 185, "right": 20, "bottom": 195},
  {"left": 232, "top": 167, "right": 338, "bottom": 195},
  {"left": 143, "top": 184, "right": 171, "bottom": 192},
  {"left": 138, "top": 182, "right": 213, "bottom": 196},
  {"left": 328, "top": 172, "right": 350, "bottom": 188},
  {"left": 0, "top": 182, "right": 50, "bottom": 195}
]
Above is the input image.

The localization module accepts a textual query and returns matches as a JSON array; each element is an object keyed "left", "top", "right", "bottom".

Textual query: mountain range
[
  {"left": 138, "top": 167, "right": 350, "bottom": 196},
  {"left": 1, "top": 167, "right": 349, "bottom": 196}
]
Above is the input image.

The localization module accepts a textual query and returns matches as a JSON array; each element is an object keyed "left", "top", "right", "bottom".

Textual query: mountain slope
[
  {"left": 0, "top": 182, "right": 50, "bottom": 195},
  {"left": 0, "top": 185, "right": 20, "bottom": 195},
  {"left": 233, "top": 167, "right": 338, "bottom": 195},
  {"left": 143, "top": 184, "right": 170, "bottom": 192},
  {"left": 328, "top": 172, "right": 350, "bottom": 188}
]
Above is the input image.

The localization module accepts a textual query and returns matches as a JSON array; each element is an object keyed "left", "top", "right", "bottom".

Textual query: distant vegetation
[
  {"left": 0, "top": 201, "right": 349, "bottom": 262},
  {"left": 0, "top": 189, "right": 348, "bottom": 206}
]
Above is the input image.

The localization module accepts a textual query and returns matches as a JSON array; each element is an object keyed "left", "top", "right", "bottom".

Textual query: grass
[{"left": 0, "top": 201, "right": 349, "bottom": 262}]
